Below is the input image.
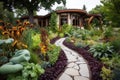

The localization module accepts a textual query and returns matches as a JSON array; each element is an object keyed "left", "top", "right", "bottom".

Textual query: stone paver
[
  {"left": 55, "top": 38, "right": 90, "bottom": 80},
  {"left": 74, "top": 76, "right": 89, "bottom": 80},
  {"left": 64, "top": 68, "right": 79, "bottom": 76},
  {"left": 79, "top": 64, "right": 90, "bottom": 78},
  {"left": 59, "top": 73, "right": 73, "bottom": 80}
]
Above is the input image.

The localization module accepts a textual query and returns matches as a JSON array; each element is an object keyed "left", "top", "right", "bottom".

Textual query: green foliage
[
  {"left": 29, "top": 51, "right": 40, "bottom": 64},
  {"left": 103, "top": 27, "right": 113, "bottom": 38},
  {"left": 113, "top": 69, "right": 120, "bottom": 80},
  {"left": 22, "top": 62, "right": 44, "bottom": 80},
  {"left": 7, "top": 62, "right": 44, "bottom": 80},
  {"left": 10, "top": 49, "right": 30, "bottom": 64},
  {"left": 110, "top": 37, "right": 120, "bottom": 52},
  {"left": 32, "top": 33, "right": 41, "bottom": 49},
  {"left": 0, "top": 63, "right": 23, "bottom": 74},
  {"left": 100, "top": 66, "right": 113, "bottom": 80},
  {"left": 49, "top": 12, "right": 57, "bottom": 32},
  {"left": 91, "top": 0, "right": 120, "bottom": 27},
  {"left": 74, "top": 42, "right": 85, "bottom": 48},
  {"left": 47, "top": 44, "right": 60, "bottom": 65},
  {"left": 1, "top": 0, "right": 66, "bottom": 23},
  {"left": 62, "top": 24, "right": 73, "bottom": 36},
  {"left": 56, "top": 6, "right": 67, "bottom": 10},
  {"left": 0, "top": 38, "right": 14, "bottom": 65},
  {"left": 0, "top": 2, "right": 16, "bottom": 24},
  {"left": 89, "top": 43, "right": 114, "bottom": 60},
  {"left": 101, "top": 54, "right": 120, "bottom": 80},
  {"left": 21, "top": 29, "right": 35, "bottom": 49}
]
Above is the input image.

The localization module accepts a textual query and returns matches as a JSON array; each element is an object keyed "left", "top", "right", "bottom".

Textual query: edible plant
[{"left": 7, "top": 62, "right": 45, "bottom": 80}]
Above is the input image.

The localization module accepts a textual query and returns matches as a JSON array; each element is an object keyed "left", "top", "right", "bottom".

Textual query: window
[
  {"left": 60, "top": 14, "right": 68, "bottom": 26},
  {"left": 72, "top": 14, "right": 80, "bottom": 26}
]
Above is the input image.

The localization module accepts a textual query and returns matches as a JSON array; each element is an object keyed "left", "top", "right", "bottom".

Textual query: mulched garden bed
[
  {"left": 63, "top": 40, "right": 103, "bottom": 80},
  {"left": 50, "top": 36, "right": 60, "bottom": 44},
  {"left": 38, "top": 50, "right": 67, "bottom": 80}
]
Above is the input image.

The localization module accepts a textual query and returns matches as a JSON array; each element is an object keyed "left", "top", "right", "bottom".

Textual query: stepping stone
[
  {"left": 67, "top": 63, "right": 76, "bottom": 68},
  {"left": 77, "top": 57, "right": 86, "bottom": 62},
  {"left": 76, "top": 61, "right": 86, "bottom": 64},
  {"left": 74, "top": 76, "right": 89, "bottom": 80},
  {"left": 79, "top": 64, "right": 90, "bottom": 78},
  {"left": 73, "top": 63, "right": 80, "bottom": 70},
  {"left": 59, "top": 73, "right": 73, "bottom": 80},
  {"left": 64, "top": 68, "right": 79, "bottom": 76}
]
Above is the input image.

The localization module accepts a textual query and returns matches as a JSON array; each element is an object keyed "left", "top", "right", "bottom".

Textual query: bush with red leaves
[{"left": 63, "top": 41, "right": 103, "bottom": 80}]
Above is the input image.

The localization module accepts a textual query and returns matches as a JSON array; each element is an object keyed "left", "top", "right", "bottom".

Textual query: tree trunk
[{"left": 28, "top": 10, "right": 34, "bottom": 24}]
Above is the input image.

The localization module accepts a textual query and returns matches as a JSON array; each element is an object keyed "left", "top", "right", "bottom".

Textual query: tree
[
  {"left": 82, "top": 5, "right": 86, "bottom": 11},
  {"left": 0, "top": 2, "right": 15, "bottom": 24},
  {"left": 56, "top": 6, "right": 67, "bottom": 10},
  {"left": 100, "top": 0, "right": 120, "bottom": 27},
  {"left": 89, "top": 0, "right": 120, "bottom": 27},
  {"left": 1, "top": 0, "right": 66, "bottom": 23},
  {"left": 49, "top": 12, "right": 57, "bottom": 32}
]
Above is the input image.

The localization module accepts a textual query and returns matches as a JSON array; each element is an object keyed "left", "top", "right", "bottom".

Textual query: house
[{"left": 21, "top": 9, "right": 102, "bottom": 28}]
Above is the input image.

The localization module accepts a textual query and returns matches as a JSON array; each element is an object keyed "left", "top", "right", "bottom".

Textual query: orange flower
[{"left": 40, "top": 43, "right": 47, "bottom": 54}]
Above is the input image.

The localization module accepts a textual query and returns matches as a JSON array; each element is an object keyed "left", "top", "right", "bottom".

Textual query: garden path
[{"left": 55, "top": 38, "right": 90, "bottom": 80}]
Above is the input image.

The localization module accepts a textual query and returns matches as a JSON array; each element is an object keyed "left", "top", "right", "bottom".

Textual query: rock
[
  {"left": 79, "top": 64, "right": 90, "bottom": 77},
  {"left": 74, "top": 76, "right": 89, "bottom": 80},
  {"left": 64, "top": 68, "right": 79, "bottom": 76},
  {"left": 59, "top": 73, "right": 72, "bottom": 80}
]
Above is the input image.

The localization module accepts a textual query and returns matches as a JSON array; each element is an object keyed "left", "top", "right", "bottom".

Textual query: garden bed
[
  {"left": 50, "top": 36, "right": 61, "bottom": 44},
  {"left": 63, "top": 40, "right": 103, "bottom": 80},
  {"left": 38, "top": 50, "right": 67, "bottom": 80}
]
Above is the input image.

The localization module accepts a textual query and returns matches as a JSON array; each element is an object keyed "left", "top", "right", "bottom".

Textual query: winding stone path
[{"left": 55, "top": 38, "right": 90, "bottom": 80}]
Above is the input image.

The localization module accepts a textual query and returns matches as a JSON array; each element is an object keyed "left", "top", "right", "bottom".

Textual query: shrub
[
  {"left": 29, "top": 51, "right": 40, "bottom": 64},
  {"left": 110, "top": 37, "right": 120, "bottom": 52},
  {"left": 47, "top": 44, "right": 60, "bottom": 65},
  {"left": 101, "top": 54, "right": 120, "bottom": 80},
  {"left": 100, "top": 66, "right": 113, "bottom": 80},
  {"left": 89, "top": 43, "right": 114, "bottom": 60},
  {"left": 103, "top": 27, "right": 113, "bottom": 38}
]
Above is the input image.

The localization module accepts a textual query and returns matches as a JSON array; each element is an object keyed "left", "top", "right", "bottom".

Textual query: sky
[{"left": 37, "top": 0, "right": 101, "bottom": 15}]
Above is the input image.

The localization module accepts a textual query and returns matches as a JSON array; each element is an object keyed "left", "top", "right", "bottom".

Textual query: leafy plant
[
  {"left": 22, "top": 62, "right": 44, "bottom": 80},
  {"left": 47, "top": 44, "right": 60, "bottom": 65},
  {"left": 21, "top": 29, "right": 34, "bottom": 49},
  {"left": 49, "top": 12, "right": 57, "bottom": 32},
  {"left": 29, "top": 51, "right": 40, "bottom": 64},
  {"left": 8, "top": 63, "right": 44, "bottom": 80},
  {"left": 110, "top": 37, "right": 120, "bottom": 52},
  {"left": 100, "top": 66, "right": 113, "bottom": 80},
  {"left": 101, "top": 53, "right": 120, "bottom": 80},
  {"left": 89, "top": 43, "right": 114, "bottom": 60},
  {"left": 103, "top": 27, "right": 113, "bottom": 38},
  {"left": 32, "top": 33, "right": 41, "bottom": 49},
  {"left": 7, "top": 62, "right": 44, "bottom": 80}
]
